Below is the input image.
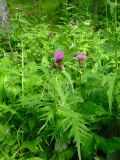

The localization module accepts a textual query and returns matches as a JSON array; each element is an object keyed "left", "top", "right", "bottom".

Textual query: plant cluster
[{"left": 0, "top": 7, "right": 120, "bottom": 160}]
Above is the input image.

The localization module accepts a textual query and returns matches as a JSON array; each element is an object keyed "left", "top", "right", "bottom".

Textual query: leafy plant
[{"left": 0, "top": 2, "right": 120, "bottom": 159}]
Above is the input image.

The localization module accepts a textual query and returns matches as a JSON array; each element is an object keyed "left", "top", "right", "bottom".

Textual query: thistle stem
[{"left": 79, "top": 61, "right": 82, "bottom": 83}]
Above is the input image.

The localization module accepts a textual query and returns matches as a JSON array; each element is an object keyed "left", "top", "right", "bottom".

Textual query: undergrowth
[{"left": 0, "top": 5, "right": 120, "bottom": 160}]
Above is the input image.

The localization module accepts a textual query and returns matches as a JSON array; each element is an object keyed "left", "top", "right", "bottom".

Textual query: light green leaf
[
  {"left": 0, "top": 124, "right": 10, "bottom": 142},
  {"left": 41, "top": 55, "right": 49, "bottom": 67},
  {"left": 22, "top": 140, "right": 38, "bottom": 153}
]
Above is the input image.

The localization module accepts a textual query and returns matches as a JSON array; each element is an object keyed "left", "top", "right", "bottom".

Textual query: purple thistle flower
[
  {"left": 75, "top": 53, "right": 87, "bottom": 61},
  {"left": 54, "top": 51, "right": 64, "bottom": 62}
]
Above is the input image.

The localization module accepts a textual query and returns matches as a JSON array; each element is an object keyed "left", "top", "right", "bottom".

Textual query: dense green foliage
[{"left": 0, "top": 0, "right": 120, "bottom": 160}]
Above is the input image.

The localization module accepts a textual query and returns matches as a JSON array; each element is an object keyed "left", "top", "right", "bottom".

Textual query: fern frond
[{"left": 58, "top": 108, "right": 89, "bottom": 160}]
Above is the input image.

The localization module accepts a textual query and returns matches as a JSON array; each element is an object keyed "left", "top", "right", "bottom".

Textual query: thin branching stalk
[{"left": 21, "top": 41, "right": 24, "bottom": 99}]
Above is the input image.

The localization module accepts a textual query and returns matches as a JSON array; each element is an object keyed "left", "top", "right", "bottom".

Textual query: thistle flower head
[
  {"left": 75, "top": 53, "right": 87, "bottom": 61},
  {"left": 54, "top": 51, "right": 64, "bottom": 62}
]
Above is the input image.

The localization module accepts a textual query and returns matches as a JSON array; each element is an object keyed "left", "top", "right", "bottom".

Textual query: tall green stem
[
  {"left": 114, "top": 0, "right": 118, "bottom": 71},
  {"left": 79, "top": 61, "right": 82, "bottom": 83},
  {"left": 21, "top": 41, "right": 24, "bottom": 99}
]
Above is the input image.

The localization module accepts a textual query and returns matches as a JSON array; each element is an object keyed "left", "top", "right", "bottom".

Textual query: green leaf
[
  {"left": 55, "top": 138, "right": 67, "bottom": 152},
  {"left": 3, "top": 133, "right": 16, "bottom": 146},
  {"left": 54, "top": 77, "right": 65, "bottom": 106},
  {"left": 0, "top": 104, "right": 16, "bottom": 114},
  {"left": 5, "top": 85, "right": 20, "bottom": 103},
  {"left": 28, "top": 118, "right": 35, "bottom": 131},
  {"left": 58, "top": 108, "right": 89, "bottom": 160},
  {"left": 66, "top": 90, "right": 84, "bottom": 105},
  {"left": 22, "top": 140, "right": 39, "bottom": 153},
  {"left": 62, "top": 70, "right": 74, "bottom": 93},
  {"left": 81, "top": 101, "right": 107, "bottom": 116},
  {"left": 41, "top": 55, "right": 49, "bottom": 67},
  {"left": 0, "top": 124, "right": 10, "bottom": 142},
  {"left": 95, "top": 134, "right": 120, "bottom": 154},
  {"left": 82, "top": 134, "right": 95, "bottom": 158}
]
